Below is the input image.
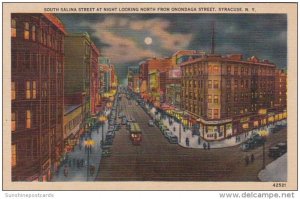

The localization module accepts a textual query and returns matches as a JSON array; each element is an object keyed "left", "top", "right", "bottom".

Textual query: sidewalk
[
  {"left": 52, "top": 121, "right": 108, "bottom": 182},
  {"left": 258, "top": 153, "right": 287, "bottom": 181},
  {"left": 146, "top": 105, "right": 285, "bottom": 149}
]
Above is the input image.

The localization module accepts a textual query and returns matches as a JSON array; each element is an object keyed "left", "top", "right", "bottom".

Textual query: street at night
[{"left": 96, "top": 94, "right": 287, "bottom": 181}]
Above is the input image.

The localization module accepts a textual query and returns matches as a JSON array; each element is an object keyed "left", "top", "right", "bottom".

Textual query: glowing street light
[
  {"left": 99, "top": 115, "right": 108, "bottom": 148},
  {"left": 84, "top": 138, "right": 95, "bottom": 181}
]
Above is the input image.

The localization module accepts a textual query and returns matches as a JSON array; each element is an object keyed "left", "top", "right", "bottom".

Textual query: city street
[{"left": 96, "top": 95, "right": 287, "bottom": 181}]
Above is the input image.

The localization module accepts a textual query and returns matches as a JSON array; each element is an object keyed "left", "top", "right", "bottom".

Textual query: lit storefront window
[{"left": 242, "top": 123, "right": 249, "bottom": 129}]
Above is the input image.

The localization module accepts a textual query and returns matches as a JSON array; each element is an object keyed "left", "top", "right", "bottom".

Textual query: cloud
[
  {"left": 79, "top": 16, "right": 193, "bottom": 64},
  {"left": 129, "top": 18, "right": 193, "bottom": 51}
]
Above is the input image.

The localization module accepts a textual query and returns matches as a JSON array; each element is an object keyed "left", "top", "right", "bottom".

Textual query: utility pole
[{"left": 211, "top": 21, "right": 215, "bottom": 54}]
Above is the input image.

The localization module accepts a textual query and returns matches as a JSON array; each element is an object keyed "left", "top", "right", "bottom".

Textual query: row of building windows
[
  {"left": 182, "top": 63, "right": 275, "bottom": 77},
  {"left": 11, "top": 52, "right": 63, "bottom": 74},
  {"left": 11, "top": 19, "right": 64, "bottom": 52},
  {"left": 182, "top": 79, "right": 274, "bottom": 89},
  {"left": 12, "top": 80, "right": 63, "bottom": 100}
]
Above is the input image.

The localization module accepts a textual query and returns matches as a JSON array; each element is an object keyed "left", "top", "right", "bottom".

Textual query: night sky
[{"left": 57, "top": 14, "right": 287, "bottom": 84}]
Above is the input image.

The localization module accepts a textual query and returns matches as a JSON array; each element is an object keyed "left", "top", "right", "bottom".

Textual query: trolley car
[{"left": 129, "top": 122, "right": 142, "bottom": 145}]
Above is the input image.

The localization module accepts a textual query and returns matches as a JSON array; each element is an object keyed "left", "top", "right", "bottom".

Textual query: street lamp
[
  {"left": 99, "top": 115, "right": 108, "bottom": 148},
  {"left": 84, "top": 138, "right": 95, "bottom": 181}
]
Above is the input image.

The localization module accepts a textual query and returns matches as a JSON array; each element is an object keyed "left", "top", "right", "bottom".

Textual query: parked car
[
  {"left": 276, "top": 142, "right": 287, "bottom": 155},
  {"left": 163, "top": 130, "right": 172, "bottom": 138},
  {"left": 160, "top": 126, "right": 168, "bottom": 134},
  {"left": 168, "top": 134, "right": 178, "bottom": 144},
  {"left": 268, "top": 146, "right": 281, "bottom": 159},
  {"left": 148, "top": 120, "right": 154, "bottom": 127},
  {"left": 101, "top": 149, "right": 111, "bottom": 157}
]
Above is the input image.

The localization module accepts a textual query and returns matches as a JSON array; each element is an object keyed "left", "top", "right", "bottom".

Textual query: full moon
[{"left": 144, "top": 37, "right": 153, "bottom": 45}]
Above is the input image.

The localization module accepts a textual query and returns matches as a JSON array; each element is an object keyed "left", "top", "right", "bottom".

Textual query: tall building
[
  {"left": 165, "top": 68, "right": 182, "bottom": 108},
  {"left": 139, "top": 57, "right": 172, "bottom": 100},
  {"left": 64, "top": 32, "right": 100, "bottom": 125},
  {"left": 11, "top": 14, "right": 66, "bottom": 181},
  {"left": 274, "top": 69, "right": 287, "bottom": 109},
  {"left": 181, "top": 54, "right": 287, "bottom": 141}
]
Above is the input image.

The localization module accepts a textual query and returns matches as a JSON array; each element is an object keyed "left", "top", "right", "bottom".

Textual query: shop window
[
  {"left": 12, "top": 144, "right": 16, "bottom": 168},
  {"left": 26, "top": 110, "right": 31, "bottom": 129},
  {"left": 24, "top": 22, "right": 30, "bottom": 40},
  {"left": 11, "top": 81, "right": 16, "bottom": 100},
  {"left": 11, "top": 19, "right": 16, "bottom": 38},
  {"left": 12, "top": 112, "right": 16, "bottom": 132}
]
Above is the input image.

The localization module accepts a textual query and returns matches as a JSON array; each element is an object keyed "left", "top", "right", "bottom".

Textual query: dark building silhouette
[{"left": 11, "top": 13, "right": 66, "bottom": 181}]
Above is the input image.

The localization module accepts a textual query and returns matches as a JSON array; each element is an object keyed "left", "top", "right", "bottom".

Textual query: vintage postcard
[{"left": 2, "top": 2, "right": 297, "bottom": 190}]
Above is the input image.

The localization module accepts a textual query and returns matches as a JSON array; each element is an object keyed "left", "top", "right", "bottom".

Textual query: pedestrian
[
  {"left": 203, "top": 142, "right": 207, "bottom": 150},
  {"left": 64, "top": 165, "right": 68, "bottom": 177},
  {"left": 173, "top": 126, "right": 176, "bottom": 132},
  {"left": 207, "top": 142, "right": 210, "bottom": 150},
  {"left": 245, "top": 155, "right": 250, "bottom": 166},
  {"left": 251, "top": 154, "right": 255, "bottom": 163},
  {"left": 185, "top": 137, "right": 189, "bottom": 147},
  {"left": 198, "top": 137, "right": 201, "bottom": 145}
]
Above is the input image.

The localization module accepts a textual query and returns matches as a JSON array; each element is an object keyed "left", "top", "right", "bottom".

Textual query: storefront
[{"left": 197, "top": 118, "right": 232, "bottom": 141}]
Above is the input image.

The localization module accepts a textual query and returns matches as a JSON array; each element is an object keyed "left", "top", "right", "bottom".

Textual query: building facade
[
  {"left": 11, "top": 13, "right": 66, "bottom": 181},
  {"left": 181, "top": 54, "right": 287, "bottom": 141}
]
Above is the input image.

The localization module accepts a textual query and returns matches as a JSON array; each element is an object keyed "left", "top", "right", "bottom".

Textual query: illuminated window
[
  {"left": 11, "top": 19, "right": 16, "bottom": 37},
  {"left": 208, "top": 80, "right": 212, "bottom": 88},
  {"left": 31, "top": 25, "right": 36, "bottom": 41},
  {"left": 11, "top": 81, "right": 16, "bottom": 100},
  {"left": 24, "top": 22, "right": 29, "bottom": 40},
  {"left": 26, "top": 110, "right": 31, "bottom": 129},
  {"left": 207, "top": 109, "right": 212, "bottom": 119},
  {"left": 208, "top": 95, "right": 212, "bottom": 103},
  {"left": 213, "top": 66, "right": 219, "bottom": 73},
  {"left": 213, "top": 109, "right": 219, "bottom": 118},
  {"left": 214, "top": 95, "right": 219, "bottom": 103},
  {"left": 32, "top": 81, "right": 36, "bottom": 99},
  {"left": 26, "top": 81, "right": 31, "bottom": 99},
  {"left": 213, "top": 80, "right": 219, "bottom": 89},
  {"left": 12, "top": 144, "right": 16, "bottom": 168},
  {"left": 12, "top": 112, "right": 16, "bottom": 132}
]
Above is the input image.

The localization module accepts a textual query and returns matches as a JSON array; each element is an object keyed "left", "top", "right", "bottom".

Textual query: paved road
[{"left": 96, "top": 95, "right": 287, "bottom": 181}]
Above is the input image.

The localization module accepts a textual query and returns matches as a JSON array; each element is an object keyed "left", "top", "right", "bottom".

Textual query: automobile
[
  {"left": 168, "top": 134, "right": 178, "bottom": 144},
  {"left": 251, "top": 135, "right": 266, "bottom": 147},
  {"left": 104, "top": 138, "right": 113, "bottom": 145},
  {"left": 106, "top": 131, "right": 115, "bottom": 139},
  {"left": 276, "top": 142, "right": 287, "bottom": 155},
  {"left": 268, "top": 146, "right": 281, "bottom": 159},
  {"left": 163, "top": 130, "right": 172, "bottom": 138},
  {"left": 121, "top": 118, "right": 127, "bottom": 125},
  {"left": 241, "top": 140, "right": 255, "bottom": 151},
  {"left": 101, "top": 149, "right": 112, "bottom": 157},
  {"left": 148, "top": 120, "right": 154, "bottom": 127},
  {"left": 160, "top": 125, "right": 168, "bottom": 133}
]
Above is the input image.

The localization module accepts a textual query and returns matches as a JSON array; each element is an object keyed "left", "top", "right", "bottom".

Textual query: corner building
[
  {"left": 11, "top": 14, "right": 66, "bottom": 181},
  {"left": 181, "top": 54, "right": 287, "bottom": 141}
]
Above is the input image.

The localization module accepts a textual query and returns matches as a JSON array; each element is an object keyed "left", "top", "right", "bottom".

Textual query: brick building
[
  {"left": 181, "top": 54, "right": 287, "bottom": 141},
  {"left": 11, "top": 14, "right": 66, "bottom": 181}
]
